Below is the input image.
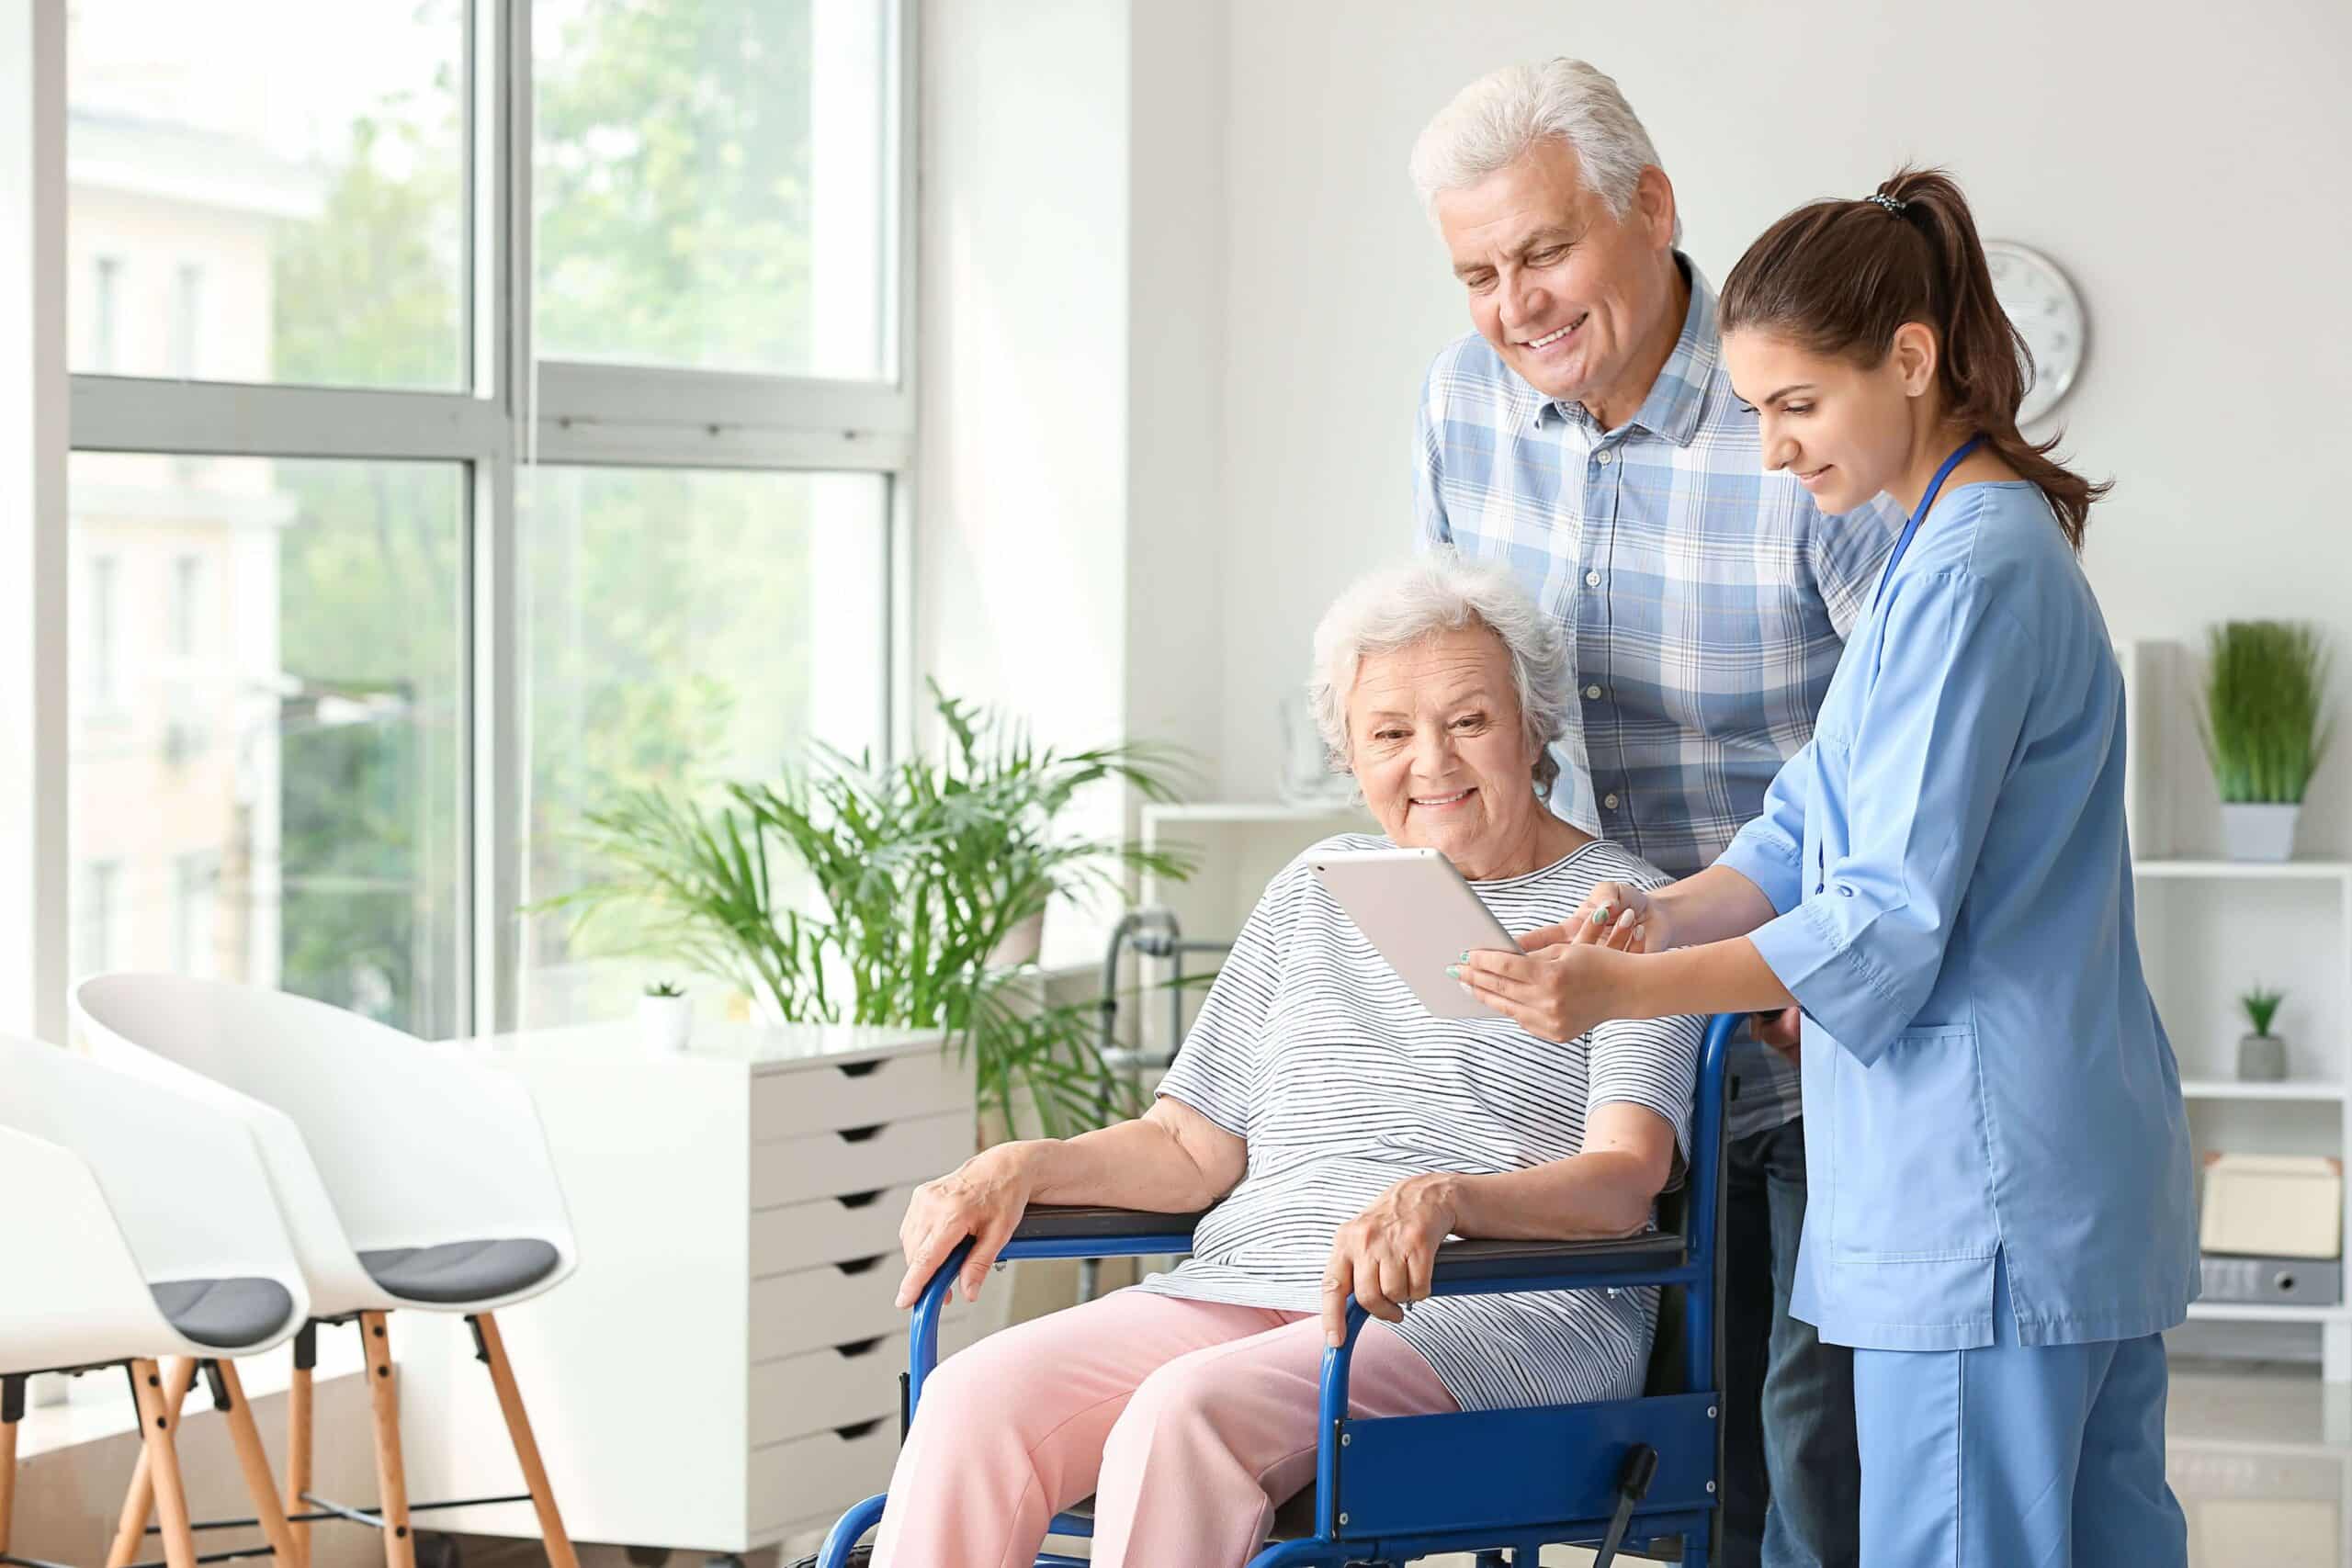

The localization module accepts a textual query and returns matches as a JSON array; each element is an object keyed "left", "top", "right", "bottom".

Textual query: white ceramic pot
[
  {"left": 637, "top": 993, "right": 693, "bottom": 1054},
  {"left": 989, "top": 909, "right": 1047, "bottom": 970},
  {"left": 2220, "top": 803, "right": 2301, "bottom": 863}
]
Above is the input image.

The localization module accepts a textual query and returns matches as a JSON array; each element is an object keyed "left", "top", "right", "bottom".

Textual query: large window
[{"left": 59, "top": 0, "right": 910, "bottom": 1035}]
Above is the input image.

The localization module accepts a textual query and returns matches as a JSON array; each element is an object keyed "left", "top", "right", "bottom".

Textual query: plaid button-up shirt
[{"left": 1413, "top": 258, "right": 1899, "bottom": 1136}]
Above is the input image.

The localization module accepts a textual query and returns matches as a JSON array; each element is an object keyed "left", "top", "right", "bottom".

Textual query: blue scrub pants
[{"left": 1850, "top": 1257, "right": 2187, "bottom": 1567}]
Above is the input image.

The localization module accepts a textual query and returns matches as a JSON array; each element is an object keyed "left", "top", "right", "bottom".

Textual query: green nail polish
[
  {"left": 1456, "top": 949, "right": 1469, "bottom": 962},
  {"left": 1445, "top": 964, "right": 1462, "bottom": 978}
]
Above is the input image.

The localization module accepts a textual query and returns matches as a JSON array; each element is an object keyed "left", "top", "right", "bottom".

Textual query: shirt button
[
  {"left": 1584, "top": 683, "right": 1602, "bottom": 700},
  {"left": 1838, "top": 885, "right": 1856, "bottom": 897},
  {"left": 1585, "top": 570, "right": 1602, "bottom": 588},
  {"left": 1604, "top": 793, "right": 1621, "bottom": 810},
  {"left": 1596, "top": 449, "right": 1614, "bottom": 466}
]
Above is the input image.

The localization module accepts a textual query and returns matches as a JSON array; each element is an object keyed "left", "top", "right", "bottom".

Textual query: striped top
[{"left": 1135, "top": 832, "right": 1704, "bottom": 1411}]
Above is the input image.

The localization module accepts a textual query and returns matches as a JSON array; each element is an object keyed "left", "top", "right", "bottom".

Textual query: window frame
[{"left": 45, "top": 0, "right": 918, "bottom": 1036}]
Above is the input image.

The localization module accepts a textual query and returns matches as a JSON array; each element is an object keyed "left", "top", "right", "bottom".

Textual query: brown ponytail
[{"left": 1719, "top": 166, "right": 2109, "bottom": 548}]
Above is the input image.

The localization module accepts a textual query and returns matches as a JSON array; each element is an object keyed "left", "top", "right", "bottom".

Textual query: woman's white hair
[
  {"left": 1308, "top": 555, "right": 1573, "bottom": 798},
  {"left": 1408, "top": 57, "right": 1682, "bottom": 245}
]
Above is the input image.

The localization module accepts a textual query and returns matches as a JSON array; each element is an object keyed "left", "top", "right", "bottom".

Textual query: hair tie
[{"left": 1865, "top": 192, "right": 1909, "bottom": 216}]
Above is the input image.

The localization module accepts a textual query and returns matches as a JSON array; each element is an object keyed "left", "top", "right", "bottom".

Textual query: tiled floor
[{"left": 462, "top": 1359, "right": 2352, "bottom": 1568}]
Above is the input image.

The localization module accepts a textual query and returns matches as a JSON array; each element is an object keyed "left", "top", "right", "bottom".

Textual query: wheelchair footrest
[{"left": 1329, "top": 1390, "right": 1719, "bottom": 1541}]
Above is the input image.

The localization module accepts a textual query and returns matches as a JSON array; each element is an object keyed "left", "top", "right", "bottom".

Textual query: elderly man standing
[{"left": 1408, "top": 59, "right": 1894, "bottom": 1568}]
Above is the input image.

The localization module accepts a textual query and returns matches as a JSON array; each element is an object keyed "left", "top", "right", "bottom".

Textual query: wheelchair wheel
[{"left": 782, "top": 1549, "right": 869, "bottom": 1568}]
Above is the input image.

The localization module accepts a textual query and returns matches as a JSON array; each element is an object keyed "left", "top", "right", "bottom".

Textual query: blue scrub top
[{"left": 1719, "top": 480, "right": 2198, "bottom": 1352}]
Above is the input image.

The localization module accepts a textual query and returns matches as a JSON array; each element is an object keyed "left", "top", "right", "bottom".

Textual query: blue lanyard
[{"left": 1874, "top": 434, "right": 1984, "bottom": 606}]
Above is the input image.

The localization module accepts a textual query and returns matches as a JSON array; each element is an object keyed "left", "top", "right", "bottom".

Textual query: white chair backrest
[
  {"left": 75, "top": 975, "right": 574, "bottom": 1311},
  {"left": 0, "top": 1034, "right": 308, "bottom": 1365}
]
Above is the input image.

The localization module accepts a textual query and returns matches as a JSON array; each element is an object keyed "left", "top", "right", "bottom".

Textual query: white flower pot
[
  {"left": 2220, "top": 803, "right": 2301, "bottom": 863},
  {"left": 637, "top": 994, "right": 693, "bottom": 1055},
  {"left": 989, "top": 909, "right": 1047, "bottom": 970}
]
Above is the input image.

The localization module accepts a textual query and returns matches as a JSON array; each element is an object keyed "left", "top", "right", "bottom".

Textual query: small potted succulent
[
  {"left": 2236, "top": 985, "right": 2289, "bottom": 1082},
  {"left": 2199, "top": 621, "right": 2332, "bottom": 861},
  {"left": 638, "top": 979, "right": 693, "bottom": 1055}
]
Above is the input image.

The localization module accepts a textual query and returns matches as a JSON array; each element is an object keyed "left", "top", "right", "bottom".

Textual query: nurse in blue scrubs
[{"left": 1454, "top": 166, "right": 2198, "bottom": 1566}]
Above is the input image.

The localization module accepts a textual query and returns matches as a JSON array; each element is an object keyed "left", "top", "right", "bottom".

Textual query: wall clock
[{"left": 1984, "top": 240, "right": 2086, "bottom": 424}]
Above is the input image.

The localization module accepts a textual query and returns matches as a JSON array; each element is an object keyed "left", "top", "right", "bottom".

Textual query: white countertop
[{"left": 468, "top": 1019, "right": 949, "bottom": 1071}]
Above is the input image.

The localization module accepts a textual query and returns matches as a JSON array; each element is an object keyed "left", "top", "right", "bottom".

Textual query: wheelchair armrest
[
  {"left": 1428, "top": 1231, "right": 1686, "bottom": 1290},
  {"left": 1001, "top": 1203, "right": 1209, "bottom": 1257}
]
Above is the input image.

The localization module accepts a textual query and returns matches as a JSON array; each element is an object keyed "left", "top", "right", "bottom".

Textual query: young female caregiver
[{"left": 1455, "top": 168, "right": 2198, "bottom": 1566}]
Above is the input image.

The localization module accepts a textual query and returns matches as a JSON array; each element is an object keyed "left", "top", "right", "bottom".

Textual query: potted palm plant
[
  {"left": 543, "top": 683, "right": 1194, "bottom": 1143},
  {"left": 2199, "top": 621, "right": 2332, "bottom": 862}
]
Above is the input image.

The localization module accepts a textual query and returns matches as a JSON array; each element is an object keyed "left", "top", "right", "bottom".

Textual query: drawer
[
  {"left": 752, "top": 1184, "right": 917, "bottom": 1276},
  {"left": 749, "top": 1314, "right": 988, "bottom": 1448},
  {"left": 752, "top": 1048, "right": 970, "bottom": 1141},
  {"left": 750, "top": 1335, "right": 904, "bottom": 1447},
  {"left": 751, "top": 1258, "right": 904, "bottom": 1360},
  {"left": 751, "top": 1109, "right": 970, "bottom": 1209},
  {"left": 749, "top": 1417, "right": 901, "bottom": 1535}
]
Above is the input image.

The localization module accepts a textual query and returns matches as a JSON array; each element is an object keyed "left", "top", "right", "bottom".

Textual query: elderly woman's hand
[
  {"left": 894, "top": 1146, "right": 1036, "bottom": 1310},
  {"left": 1453, "top": 940, "right": 1633, "bottom": 1043},
  {"left": 1322, "top": 1173, "right": 1461, "bottom": 1346}
]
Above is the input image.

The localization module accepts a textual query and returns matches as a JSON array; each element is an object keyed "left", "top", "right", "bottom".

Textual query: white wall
[
  {"left": 1207, "top": 0, "right": 2352, "bottom": 852},
  {"left": 916, "top": 0, "right": 1232, "bottom": 956}
]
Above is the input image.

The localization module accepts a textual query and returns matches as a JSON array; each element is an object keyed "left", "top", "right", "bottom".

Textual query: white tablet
[{"left": 1308, "top": 847, "right": 1522, "bottom": 1020}]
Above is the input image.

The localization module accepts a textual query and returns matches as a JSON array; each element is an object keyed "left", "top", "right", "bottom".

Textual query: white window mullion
[
  {"left": 2, "top": 0, "right": 70, "bottom": 1043},
  {"left": 473, "top": 0, "right": 532, "bottom": 1035},
  {"left": 70, "top": 378, "right": 509, "bottom": 463}
]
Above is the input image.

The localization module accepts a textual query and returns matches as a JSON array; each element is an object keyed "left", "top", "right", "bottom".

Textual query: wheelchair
[{"left": 807, "top": 1011, "right": 1736, "bottom": 1568}]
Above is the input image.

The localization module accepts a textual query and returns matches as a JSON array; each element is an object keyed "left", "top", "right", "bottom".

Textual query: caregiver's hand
[
  {"left": 1557, "top": 878, "right": 1672, "bottom": 953},
  {"left": 1454, "top": 940, "right": 1631, "bottom": 1043},
  {"left": 1322, "top": 1173, "right": 1459, "bottom": 1346},
  {"left": 896, "top": 1145, "right": 1036, "bottom": 1309}
]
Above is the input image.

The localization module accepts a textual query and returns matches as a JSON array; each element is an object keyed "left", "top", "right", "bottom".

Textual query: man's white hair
[
  {"left": 1307, "top": 555, "right": 1572, "bottom": 799},
  {"left": 1408, "top": 57, "right": 1682, "bottom": 245}
]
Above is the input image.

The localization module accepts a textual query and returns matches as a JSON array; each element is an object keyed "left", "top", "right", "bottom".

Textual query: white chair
[
  {"left": 1, "top": 1035, "right": 311, "bottom": 1568},
  {"left": 73, "top": 976, "right": 581, "bottom": 1568}
]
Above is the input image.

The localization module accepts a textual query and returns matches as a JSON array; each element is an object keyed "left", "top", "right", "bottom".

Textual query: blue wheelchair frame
[{"left": 817, "top": 1012, "right": 1736, "bottom": 1567}]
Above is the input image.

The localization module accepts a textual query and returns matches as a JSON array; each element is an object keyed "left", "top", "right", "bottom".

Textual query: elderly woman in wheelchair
[{"left": 864, "top": 558, "right": 1708, "bottom": 1567}]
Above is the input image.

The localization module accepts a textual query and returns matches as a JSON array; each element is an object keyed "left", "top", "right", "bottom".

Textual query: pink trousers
[{"left": 868, "top": 1289, "right": 1459, "bottom": 1568}]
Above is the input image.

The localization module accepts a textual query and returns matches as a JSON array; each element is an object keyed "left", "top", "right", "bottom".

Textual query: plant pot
[
  {"left": 989, "top": 910, "right": 1047, "bottom": 970},
  {"left": 2237, "top": 1031, "right": 2289, "bottom": 1082},
  {"left": 2221, "top": 803, "right": 2301, "bottom": 863},
  {"left": 637, "top": 994, "right": 693, "bottom": 1055}
]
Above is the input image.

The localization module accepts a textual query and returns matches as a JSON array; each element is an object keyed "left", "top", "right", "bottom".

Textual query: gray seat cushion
[
  {"left": 358, "top": 1238, "right": 560, "bottom": 1304},
  {"left": 150, "top": 1277, "right": 297, "bottom": 1348}
]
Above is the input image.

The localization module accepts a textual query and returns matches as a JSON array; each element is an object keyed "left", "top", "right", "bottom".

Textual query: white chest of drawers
[{"left": 400, "top": 1022, "right": 978, "bottom": 1556}]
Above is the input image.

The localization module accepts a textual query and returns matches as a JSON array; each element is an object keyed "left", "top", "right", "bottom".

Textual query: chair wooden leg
[
  {"left": 359, "top": 1314, "right": 416, "bottom": 1568},
  {"left": 2, "top": 1373, "right": 23, "bottom": 1557},
  {"left": 109, "top": 1358, "right": 198, "bottom": 1568},
  {"left": 214, "top": 1360, "right": 305, "bottom": 1568},
  {"left": 287, "top": 1326, "right": 314, "bottom": 1568},
  {"left": 128, "top": 1360, "right": 198, "bottom": 1568},
  {"left": 470, "top": 1314, "right": 579, "bottom": 1568}
]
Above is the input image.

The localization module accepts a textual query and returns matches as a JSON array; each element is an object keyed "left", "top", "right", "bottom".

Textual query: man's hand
[
  {"left": 1322, "top": 1174, "right": 1460, "bottom": 1346},
  {"left": 894, "top": 1146, "right": 1036, "bottom": 1310},
  {"left": 1755, "top": 1007, "right": 1802, "bottom": 1062},
  {"left": 1453, "top": 940, "right": 1632, "bottom": 1043}
]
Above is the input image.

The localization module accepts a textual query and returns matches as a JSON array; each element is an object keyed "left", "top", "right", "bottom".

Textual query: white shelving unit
[{"left": 2124, "top": 641, "right": 2352, "bottom": 1381}]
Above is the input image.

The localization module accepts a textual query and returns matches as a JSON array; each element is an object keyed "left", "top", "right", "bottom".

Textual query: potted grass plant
[
  {"left": 543, "top": 682, "right": 1195, "bottom": 1142},
  {"left": 2236, "top": 985, "right": 2289, "bottom": 1082},
  {"left": 2199, "top": 621, "right": 2332, "bottom": 862}
]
